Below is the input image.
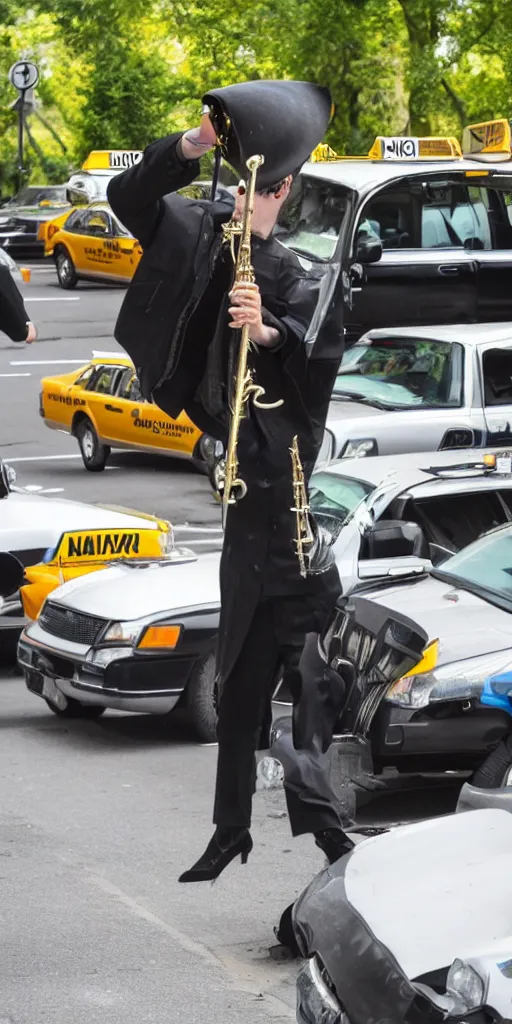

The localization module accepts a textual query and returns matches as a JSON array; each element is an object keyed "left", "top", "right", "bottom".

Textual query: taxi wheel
[
  {"left": 76, "top": 417, "right": 110, "bottom": 472},
  {"left": 45, "top": 697, "right": 105, "bottom": 719},
  {"left": 186, "top": 650, "right": 218, "bottom": 743},
  {"left": 55, "top": 246, "right": 78, "bottom": 289}
]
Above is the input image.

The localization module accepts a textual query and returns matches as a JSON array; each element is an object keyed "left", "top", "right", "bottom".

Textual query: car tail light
[{"left": 47, "top": 224, "right": 60, "bottom": 241}]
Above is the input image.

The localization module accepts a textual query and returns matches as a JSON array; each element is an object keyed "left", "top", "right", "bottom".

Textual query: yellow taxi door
[
  {"left": 83, "top": 365, "right": 135, "bottom": 445},
  {"left": 144, "top": 402, "right": 202, "bottom": 456},
  {"left": 78, "top": 209, "right": 117, "bottom": 278}
]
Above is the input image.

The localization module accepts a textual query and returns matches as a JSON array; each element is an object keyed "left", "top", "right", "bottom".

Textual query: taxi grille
[{"left": 39, "top": 602, "right": 106, "bottom": 646}]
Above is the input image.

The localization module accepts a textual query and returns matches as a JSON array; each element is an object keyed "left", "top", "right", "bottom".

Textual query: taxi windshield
[
  {"left": 432, "top": 527, "right": 512, "bottom": 609},
  {"left": 333, "top": 336, "right": 464, "bottom": 409},
  {"left": 275, "top": 178, "right": 349, "bottom": 261}
]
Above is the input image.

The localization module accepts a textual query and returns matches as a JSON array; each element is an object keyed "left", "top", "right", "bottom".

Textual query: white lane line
[
  {"left": 24, "top": 296, "right": 80, "bottom": 302},
  {"left": 0, "top": 372, "right": 31, "bottom": 377},
  {"left": 10, "top": 359, "right": 88, "bottom": 365},
  {"left": 173, "top": 524, "right": 223, "bottom": 533},
  {"left": 6, "top": 454, "right": 82, "bottom": 462}
]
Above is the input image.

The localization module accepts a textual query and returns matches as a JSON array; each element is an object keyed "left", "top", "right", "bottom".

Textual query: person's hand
[
  {"left": 25, "top": 321, "right": 37, "bottom": 343},
  {"left": 180, "top": 113, "right": 217, "bottom": 161},
  {"left": 228, "top": 282, "right": 279, "bottom": 347}
]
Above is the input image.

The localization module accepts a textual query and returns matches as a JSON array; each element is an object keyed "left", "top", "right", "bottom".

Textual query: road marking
[
  {"left": 6, "top": 453, "right": 82, "bottom": 462},
  {"left": 10, "top": 359, "right": 88, "bottom": 365},
  {"left": 0, "top": 372, "right": 31, "bottom": 377},
  {"left": 24, "top": 296, "right": 80, "bottom": 302},
  {"left": 173, "top": 524, "right": 223, "bottom": 533}
]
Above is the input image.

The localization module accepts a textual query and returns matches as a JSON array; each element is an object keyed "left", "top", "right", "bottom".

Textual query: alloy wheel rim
[{"left": 82, "top": 428, "right": 95, "bottom": 459}]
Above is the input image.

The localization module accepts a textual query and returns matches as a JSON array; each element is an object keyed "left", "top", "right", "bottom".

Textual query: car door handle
[
  {"left": 438, "top": 265, "right": 460, "bottom": 275},
  {"left": 105, "top": 404, "right": 122, "bottom": 413}
]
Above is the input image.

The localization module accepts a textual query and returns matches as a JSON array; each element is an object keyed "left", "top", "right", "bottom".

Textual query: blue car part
[{"left": 481, "top": 672, "right": 512, "bottom": 716}]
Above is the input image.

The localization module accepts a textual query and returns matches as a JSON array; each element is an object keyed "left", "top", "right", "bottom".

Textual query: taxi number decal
[
  {"left": 381, "top": 137, "right": 419, "bottom": 159},
  {"left": 84, "top": 246, "right": 121, "bottom": 263},
  {"left": 67, "top": 532, "right": 140, "bottom": 558},
  {"left": 133, "top": 417, "right": 194, "bottom": 435},
  {"left": 48, "top": 393, "right": 86, "bottom": 406}
]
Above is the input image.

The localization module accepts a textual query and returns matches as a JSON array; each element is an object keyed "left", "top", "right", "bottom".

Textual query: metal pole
[{"left": 17, "top": 89, "right": 25, "bottom": 191}]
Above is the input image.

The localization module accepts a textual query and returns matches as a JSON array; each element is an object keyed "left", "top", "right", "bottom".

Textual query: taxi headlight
[
  {"left": 386, "top": 649, "right": 512, "bottom": 709},
  {"left": 341, "top": 438, "right": 377, "bottom": 459},
  {"left": 446, "top": 959, "right": 485, "bottom": 1012}
]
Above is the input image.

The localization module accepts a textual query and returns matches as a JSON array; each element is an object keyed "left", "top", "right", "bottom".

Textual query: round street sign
[{"left": 9, "top": 61, "right": 39, "bottom": 92}]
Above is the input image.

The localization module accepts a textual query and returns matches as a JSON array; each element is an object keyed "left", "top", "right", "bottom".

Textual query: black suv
[{"left": 276, "top": 122, "right": 512, "bottom": 344}]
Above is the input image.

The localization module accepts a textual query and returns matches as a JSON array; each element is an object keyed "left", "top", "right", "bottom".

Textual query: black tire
[
  {"left": 55, "top": 246, "right": 78, "bottom": 289},
  {"left": 186, "top": 651, "right": 218, "bottom": 742},
  {"left": 472, "top": 734, "right": 512, "bottom": 788},
  {"left": 45, "top": 696, "right": 105, "bottom": 719},
  {"left": 75, "top": 416, "right": 110, "bottom": 472}
]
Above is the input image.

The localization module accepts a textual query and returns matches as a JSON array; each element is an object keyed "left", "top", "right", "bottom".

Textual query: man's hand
[
  {"left": 25, "top": 321, "right": 37, "bottom": 344},
  {"left": 228, "top": 282, "right": 280, "bottom": 348},
  {"left": 180, "top": 113, "right": 217, "bottom": 161}
]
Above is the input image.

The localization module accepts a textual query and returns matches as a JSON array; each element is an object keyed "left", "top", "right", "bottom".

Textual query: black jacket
[
  {"left": 108, "top": 133, "right": 343, "bottom": 682},
  {"left": 0, "top": 266, "right": 29, "bottom": 342}
]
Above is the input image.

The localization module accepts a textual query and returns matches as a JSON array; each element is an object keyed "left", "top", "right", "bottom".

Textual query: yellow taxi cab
[
  {"left": 39, "top": 352, "right": 215, "bottom": 472},
  {"left": 42, "top": 202, "right": 142, "bottom": 289},
  {"left": 20, "top": 524, "right": 174, "bottom": 621},
  {"left": 42, "top": 149, "right": 223, "bottom": 289}
]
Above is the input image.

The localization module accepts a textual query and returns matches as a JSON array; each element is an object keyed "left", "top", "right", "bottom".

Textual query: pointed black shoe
[
  {"left": 314, "top": 828, "right": 355, "bottom": 865},
  {"left": 178, "top": 828, "right": 252, "bottom": 883}
]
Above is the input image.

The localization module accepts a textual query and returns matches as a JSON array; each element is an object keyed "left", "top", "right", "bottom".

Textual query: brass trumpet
[{"left": 221, "top": 153, "right": 283, "bottom": 526}]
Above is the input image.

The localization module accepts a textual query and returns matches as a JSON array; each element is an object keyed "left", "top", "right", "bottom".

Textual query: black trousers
[{"left": 213, "top": 598, "right": 343, "bottom": 836}]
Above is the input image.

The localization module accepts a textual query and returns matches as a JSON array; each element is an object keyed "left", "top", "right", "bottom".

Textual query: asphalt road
[{"left": 0, "top": 267, "right": 313, "bottom": 1023}]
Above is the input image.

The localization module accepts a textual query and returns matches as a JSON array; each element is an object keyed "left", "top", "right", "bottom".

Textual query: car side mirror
[
  {"left": 361, "top": 519, "right": 429, "bottom": 560},
  {"left": 0, "top": 552, "right": 25, "bottom": 598},
  {"left": 356, "top": 236, "right": 383, "bottom": 264}
]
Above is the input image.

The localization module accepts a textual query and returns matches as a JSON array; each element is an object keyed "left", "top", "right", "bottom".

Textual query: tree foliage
[{"left": 2, "top": 0, "right": 512, "bottom": 190}]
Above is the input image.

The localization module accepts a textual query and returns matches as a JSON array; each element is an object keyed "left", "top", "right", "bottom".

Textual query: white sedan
[{"left": 18, "top": 446, "right": 512, "bottom": 741}]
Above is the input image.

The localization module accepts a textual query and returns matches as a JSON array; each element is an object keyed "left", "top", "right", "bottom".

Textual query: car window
[
  {"left": 434, "top": 528, "right": 512, "bottom": 603},
  {"left": 86, "top": 366, "right": 123, "bottom": 395},
  {"left": 64, "top": 210, "right": 88, "bottom": 232},
  {"left": 117, "top": 370, "right": 142, "bottom": 400},
  {"left": 358, "top": 178, "right": 499, "bottom": 251},
  {"left": 73, "top": 365, "right": 95, "bottom": 387},
  {"left": 482, "top": 347, "right": 512, "bottom": 406},
  {"left": 81, "top": 210, "right": 111, "bottom": 237},
  {"left": 403, "top": 490, "right": 509, "bottom": 553},
  {"left": 310, "top": 471, "right": 374, "bottom": 526},
  {"left": 5, "top": 186, "right": 67, "bottom": 206},
  {"left": 334, "top": 336, "right": 463, "bottom": 409},
  {"left": 275, "top": 177, "right": 349, "bottom": 260}
]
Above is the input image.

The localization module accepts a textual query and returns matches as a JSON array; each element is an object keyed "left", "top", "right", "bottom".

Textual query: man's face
[{"left": 232, "top": 176, "right": 292, "bottom": 227}]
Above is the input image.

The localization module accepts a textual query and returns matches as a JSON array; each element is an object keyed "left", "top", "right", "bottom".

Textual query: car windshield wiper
[
  {"left": 331, "top": 389, "right": 400, "bottom": 411},
  {"left": 430, "top": 568, "right": 512, "bottom": 612}
]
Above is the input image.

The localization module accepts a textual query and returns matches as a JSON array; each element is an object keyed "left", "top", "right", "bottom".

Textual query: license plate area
[{"left": 26, "top": 668, "right": 67, "bottom": 709}]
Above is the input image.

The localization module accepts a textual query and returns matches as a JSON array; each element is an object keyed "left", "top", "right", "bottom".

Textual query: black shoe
[
  {"left": 178, "top": 828, "right": 252, "bottom": 883},
  {"left": 314, "top": 828, "right": 355, "bottom": 866}
]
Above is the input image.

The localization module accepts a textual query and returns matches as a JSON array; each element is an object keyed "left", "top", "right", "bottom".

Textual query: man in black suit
[{"left": 108, "top": 81, "right": 352, "bottom": 885}]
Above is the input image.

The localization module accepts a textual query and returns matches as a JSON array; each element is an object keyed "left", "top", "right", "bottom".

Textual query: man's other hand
[
  {"left": 180, "top": 114, "right": 217, "bottom": 161},
  {"left": 228, "top": 283, "right": 280, "bottom": 348}
]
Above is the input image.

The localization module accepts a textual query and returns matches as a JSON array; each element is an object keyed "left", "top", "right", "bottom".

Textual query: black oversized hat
[{"left": 202, "top": 79, "right": 333, "bottom": 190}]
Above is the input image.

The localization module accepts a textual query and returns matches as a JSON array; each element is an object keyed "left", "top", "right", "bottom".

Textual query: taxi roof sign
[
  {"left": 462, "top": 119, "right": 512, "bottom": 163},
  {"left": 81, "top": 150, "right": 143, "bottom": 172},
  {"left": 310, "top": 143, "right": 341, "bottom": 162},
  {"left": 368, "top": 135, "right": 462, "bottom": 161},
  {"left": 46, "top": 527, "right": 167, "bottom": 566}
]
